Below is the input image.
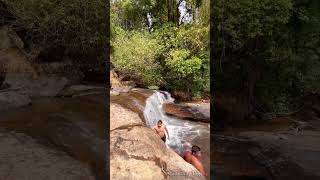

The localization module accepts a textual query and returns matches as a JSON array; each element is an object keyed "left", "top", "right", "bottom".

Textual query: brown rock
[
  {"left": 110, "top": 69, "right": 136, "bottom": 92},
  {"left": 163, "top": 103, "right": 210, "bottom": 122},
  {"left": 0, "top": 131, "right": 95, "bottom": 180},
  {"left": 110, "top": 103, "right": 205, "bottom": 180}
]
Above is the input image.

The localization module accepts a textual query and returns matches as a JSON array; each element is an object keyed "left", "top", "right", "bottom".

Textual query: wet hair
[
  {"left": 157, "top": 120, "right": 162, "bottom": 124},
  {"left": 191, "top": 145, "right": 201, "bottom": 154}
]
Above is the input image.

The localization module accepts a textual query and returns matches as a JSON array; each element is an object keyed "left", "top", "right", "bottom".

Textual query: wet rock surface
[
  {"left": 0, "top": 91, "right": 31, "bottom": 111},
  {"left": 212, "top": 134, "right": 271, "bottom": 179},
  {"left": 0, "top": 131, "right": 95, "bottom": 180},
  {"left": 110, "top": 103, "right": 205, "bottom": 180},
  {"left": 0, "top": 95, "right": 107, "bottom": 180},
  {"left": 4, "top": 73, "right": 69, "bottom": 97},
  {"left": 163, "top": 102, "right": 210, "bottom": 122},
  {"left": 57, "top": 85, "right": 105, "bottom": 97},
  {"left": 239, "top": 131, "right": 320, "bottom": 179},
  {"left": 213, "top": 116, "right": 320, "bottom": 180}
]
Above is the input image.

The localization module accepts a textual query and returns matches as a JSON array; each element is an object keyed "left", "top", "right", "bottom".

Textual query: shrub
[
  {"left": 3, "top": 0, "right": 107, "bottom": 61},
  {"left": 111, "top": 30, "right": 162, "bottom": 86}
]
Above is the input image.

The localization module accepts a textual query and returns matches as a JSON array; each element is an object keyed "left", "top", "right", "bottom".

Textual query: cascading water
[{"left": 143, "top": 91, "right": 209, "bottom": 155}]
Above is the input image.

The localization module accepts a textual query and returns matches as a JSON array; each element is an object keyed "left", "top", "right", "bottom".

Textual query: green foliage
[
  {"left": 112, "top": 24, "right": 209, "bottom": 98},
  {"left": 111, "top": 0, "right": 210, "bottom": 98},
  {"left": 111, "top": 0, "right": 156, "bottom": 30},
  {"left": 4, "top": 0, "right": 107, "bottom": 60},
  {"left": 155, "top": 25, "right": 210, "bottom": 96},
  {"left": 111, "top": 29, "right": 162, "bottom": 86},
  {"left": 213, "top": 0, "right": 320, "bottom": 112}
]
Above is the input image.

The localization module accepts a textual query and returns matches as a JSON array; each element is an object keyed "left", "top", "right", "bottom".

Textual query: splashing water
[{"left": 143, "top": 91, "right": 209, "bottom": 155}]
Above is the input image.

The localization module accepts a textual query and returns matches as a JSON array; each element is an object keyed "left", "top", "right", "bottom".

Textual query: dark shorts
[{"left": 161, "top": 135, "right": 166, "bottom": 143}]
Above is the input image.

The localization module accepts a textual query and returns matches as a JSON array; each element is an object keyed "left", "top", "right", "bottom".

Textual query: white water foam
[{"left": 143, "top": 91, "right": 208, "bottom": 155}]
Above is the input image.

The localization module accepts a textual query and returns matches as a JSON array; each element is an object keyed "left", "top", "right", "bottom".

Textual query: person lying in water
[
  {"left": 183, "top": 145, "right": 206, "bottom": 176},
  {"left": 152, "top": 120, "right": 169, "bottom": 143}
]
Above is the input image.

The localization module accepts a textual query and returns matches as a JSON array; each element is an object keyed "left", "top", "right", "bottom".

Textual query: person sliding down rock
[
  {"left": 183, "top": 145, "right": 206, "bottom": 176},
  {"left": 152, "top": 120, "right": 169, "bottom": 143}
]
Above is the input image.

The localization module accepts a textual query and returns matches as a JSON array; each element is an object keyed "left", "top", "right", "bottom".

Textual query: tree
[{"left": 213, "top": 0, "right": 320, "bottom": 122}]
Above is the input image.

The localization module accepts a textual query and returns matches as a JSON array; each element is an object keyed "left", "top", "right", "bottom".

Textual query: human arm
[
  {"left": 192, "top": 159, "right": 206, "bottom": 177},
  {"left": 164, "top": 125, "right": 169, "bottom": 138}
]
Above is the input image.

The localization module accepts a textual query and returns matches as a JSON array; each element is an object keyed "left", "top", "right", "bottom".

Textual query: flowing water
[{"left": 143, "top": 91, "right": 210, "bottom": 177}]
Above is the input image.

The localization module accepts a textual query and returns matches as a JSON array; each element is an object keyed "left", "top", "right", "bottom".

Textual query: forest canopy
[
  {"left": 1, "top": 0, "right": 107, "bottom": 62},
  {"left": 213, "top": 0, "right": 320, "bottom": 115},
  {"left": 111, "top": 0, "right": 210, "bottom": 99}
]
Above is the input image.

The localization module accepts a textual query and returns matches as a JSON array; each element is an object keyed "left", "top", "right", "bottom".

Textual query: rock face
[
  {"left": 0, "top": 91, "right": 31, "bottom": 111},
  {"left": 0, "top": 26, "right": 70, "bottom": 98},
  {"left": 0, "top": 95, "right": 107, "bottom": 179},
  {"left": 0, "top": 26, "right": 24, "bottom": 50},
  {"left": 110, "top": 69, "right": 136, "bottom": 92},
  {"left": 213, "top": 129, "right": 320, "bottom": 180},
  {"left": 163, "top": 102, "right": 210, "bottom": 122},
  {"left": 212, "top": 134, "right": 271, "bottom": 179},
  {"left": 239, "top": 131, "right": 320, "bottom": 180},
  {"left": 110, "top": 103, "right": 205, "bottom": 180},
  {"left": 39, "top": 61, "right": 84, "bottom": 84},
  {"left": 0, "top": 131, "right": 95, "bottom": 180},
  {"left": 4, "top": 73, "right": 69, "bottom": 97},
  {"left": 57, "top": 85, "right": 105, "bottom": 97}
]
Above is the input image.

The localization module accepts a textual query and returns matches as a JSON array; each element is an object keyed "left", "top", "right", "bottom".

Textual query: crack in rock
[{"left": 110, "top": 124, "right": 143, "bottom": 132}]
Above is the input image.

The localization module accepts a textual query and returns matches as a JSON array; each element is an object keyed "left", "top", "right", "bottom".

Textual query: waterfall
[{"left": 143, "top": 91, "right": 208, "bottom": 155}]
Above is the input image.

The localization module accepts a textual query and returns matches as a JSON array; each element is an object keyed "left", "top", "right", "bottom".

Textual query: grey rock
[
  {"left": 4, "top": 73, "right": 69, "bottom": 97},
  {"left": 58, "top": 85, "right": 105, "bottom": 97},
  {"left": 0, "top": 91, "right": 31, "bottom": 111}
]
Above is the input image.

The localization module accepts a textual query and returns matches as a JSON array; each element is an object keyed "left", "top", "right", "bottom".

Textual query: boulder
[
  {"left": 215, "top": 131, "right": 320, "bottom": 180},
  {"left": 0, "top": 91, "right": 31, "bottom": 111},
  {"left": 238, "top": 131, "right": 320, "bottom": 179},
  {"left": 0, "top": 26, "right": 24, "bottom": 50},
  {"left": 212, "top": 134, "right": 271, "bottom": 179},
  {"left": 4, "top": 73, "right": 69, "bottom": 97},
  {"left": 0, "top": 26, "right": 69, "bottom": 97},
  {"left": 39, "top": 60, "right": 84, "bottom": 84},
  {"left": 163, "top": 102, "right": 210, "bottom": 122},
  {"left": 0, "top": 95, "right": 107, "bottom": 179},
  {"left": 110, "top": 69, "right": 136, "bottom": 92},
  {"left": 0, "top": 131, "right": 95, "bottom": 180},
  {"left": 110, "top": 103, "right": 205, "bottom": 180},
  {"left": 57, "top": 85, "right": 105, "bottom": 97}
]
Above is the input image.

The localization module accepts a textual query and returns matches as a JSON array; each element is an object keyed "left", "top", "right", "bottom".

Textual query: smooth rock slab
[
  {"left": 0, "top": 131, "right": 95, "bottom": 180},
  {"left": 0, "top": 91, "right": 31, "bottom": 111},
  {"left": 163, "top": 102, "right": 210, "bottom": 122},
  {"left": 4, "top": 73, "right": 69, "bottom": 97},
  {"left": 58, "top": 85, "right": 105, "bottom": 97},
  {"left": 110, "top": 103, "right": 205, "bottom": 180}
]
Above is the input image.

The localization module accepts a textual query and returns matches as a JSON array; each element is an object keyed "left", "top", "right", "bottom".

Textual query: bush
[
  {"left": 111, "top": 29, "right": 163, "bottom": 86},
  {"left": 153, "top": 24, "right": 210, "bottom": 98},
  {"left": 3, "top": 0, "right": 107, "bottom": 61},
  {"left": 111, "top": 24, "right": 210, "bottom": 98}
]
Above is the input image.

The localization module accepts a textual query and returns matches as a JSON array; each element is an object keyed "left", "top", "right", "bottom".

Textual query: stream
[
  {"left": 144, "top": 91, "right": 210, "bottom": 156},
  {"left": 0, "top": 88, "right": 210, "bottom": 179},
  {"left": 112, "top": 89, "right": 210, "bottom": 178}
]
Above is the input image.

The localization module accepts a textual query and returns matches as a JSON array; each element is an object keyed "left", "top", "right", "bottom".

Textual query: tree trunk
[
  {"left": 245, "top": 62, "right": 260, "bottom": 120},
  {"left": 0, "top": 61, "right": 6, "bottom": 88}
]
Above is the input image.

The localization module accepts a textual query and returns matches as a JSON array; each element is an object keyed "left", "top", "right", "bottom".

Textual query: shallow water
[{"left": 0, "top": 95, "right": 106, "bottom": 179}]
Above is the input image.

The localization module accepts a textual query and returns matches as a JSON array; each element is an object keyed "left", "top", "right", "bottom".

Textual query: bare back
[{"left": 183, "top": 151, "right": 205, "bottom": 176}]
